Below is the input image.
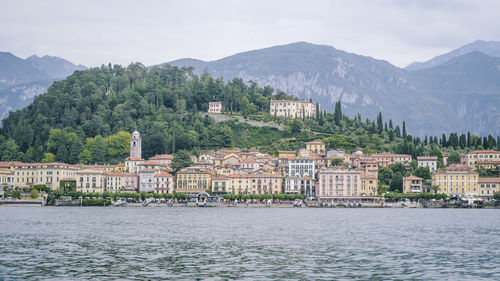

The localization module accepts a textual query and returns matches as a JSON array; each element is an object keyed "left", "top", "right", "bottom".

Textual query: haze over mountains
[
  {"left": 1, "top": 40, "right": 499, "bottom": 137},
  {"left": 0, "top": 52, "right": 86, "bottom": 120},
  {"left": 169, "top": 40, "right": 500, "bottom": 137}
]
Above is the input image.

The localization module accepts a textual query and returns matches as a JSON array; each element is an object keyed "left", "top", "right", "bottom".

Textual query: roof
[
  {"left": 149, "top": 154, "right": 174, "bottom": 160},
  {"left": 468, "top": 150, "right": 500, "bottom": 154},
  {"left": 434, "top": 164, "right": 478, "bottom": 174},
  {"left": 125, "top": 157, "right": 144, "bottom": 161},
  {"left": 228, "top": 173, "right": 281, "bottom": 179},
  {"left": 212, "top": 175, "right": 229, "bottom": 180},
  {"left": 105, "top": 172, "right": 138, "bottom": 177},
  {"left": 417, "top": 156, "right": 438, "bottom": 160},
  {"left": 76, "top": 169, "right": 105, "bottom": 174},
  {"left": 138, "top": 160, "right": 165, "bottom": 166},
  {"left": 306, "top": 141, "right": 325, "bottom": 145},
  {"left": 270, "top": 99, "right": 311, "bottom": 104},
  {"left": 139, "top": 168, "right": 156, "bottom": 173},
  {"left": 478, "top": 177, "right": 500, "bottom": 183},
  {"left": 154, "top": 171, "right": 173, "bottom": 177}
]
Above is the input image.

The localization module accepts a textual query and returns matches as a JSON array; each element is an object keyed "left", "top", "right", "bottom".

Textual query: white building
[
  {"left": 139, "top": 169, "right": 155, "bottom": 193},
  {"left": 289, "top": 157, "right": 316, "bottom": 179},
  {"left": 417, "top": 156, "right": 438, "bottom": 172}
]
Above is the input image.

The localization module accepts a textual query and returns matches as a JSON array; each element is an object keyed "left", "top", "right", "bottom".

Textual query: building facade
[
  {"left": 478, "top": 177, "right": 500, "bottom": 200},
  {"left": 76, "top": 169, "right": 107, "bottom": 194},
  {"left": 289, "top": 158, "right": 315, "bottom": 179},
  {"left": 270, "top": 100, "right": 317, "bottom": 118},
  {"left": 402, "top": 175, "right": 424, "bottom": 193},
  {"left": 465, "top": 150, "right": 500, "bottom": 167},
  {"left": 432, "top": 165, "right": 479, "bottom": 197},
  {"left": 176, "top": 167, "right": 212, "bottom": 193},
  {"left": 208, "top": 102, "right": 222, "bottom": 113},
  {"left": 417, "top": 156, "right": 438, "bottom": 172},
  {"left": 318, "top": 168, "right": 361, "bottom": 198}
]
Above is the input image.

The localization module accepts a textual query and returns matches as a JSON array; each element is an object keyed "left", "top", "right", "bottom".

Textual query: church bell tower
[{"left": 130, "top": 131, "right": 142, "bottom": 159}]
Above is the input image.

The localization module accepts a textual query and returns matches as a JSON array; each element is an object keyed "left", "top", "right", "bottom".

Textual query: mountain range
[
  {"left": 168, "top": 40, "right": 500, "bottom": 136},
  {"left": 1, "top": 40, "right": 499, "bottom": 137},
  {"left": 0, "top": 52, "right": 86, "bottom": 120}
]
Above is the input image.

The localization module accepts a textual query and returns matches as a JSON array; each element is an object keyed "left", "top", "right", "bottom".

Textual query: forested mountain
[
  {"left": 0, "top": 52, "right": 86, "bottom": 120},
  {"left": 0, "top": 63, "right": 497, "bottom": 164},
  {"left": 168, "top": 41, "right": 500, "bottom": 137}
]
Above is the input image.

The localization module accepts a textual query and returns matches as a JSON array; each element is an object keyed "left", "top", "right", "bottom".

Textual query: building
[
  {"left": 149, "top": 154, "right": 174, "bottom": 167},
  {"left": 12, "top": 162, "right": 78, "bottom": 190},
  {"left": 285, "top": 176, "right": 314, "bottom": 197},
  {"left": 432, "top": 165, "right": 479, "bottom": 197},
  {"left": 478, "top": 177, "right": 500, "bottom": 200},
  {"left": 154, "top": 171, "right": 175, "bottom": 194},
  {"left": 465, "top": 150, "right": 500, "bottom": 167},
  {"left": 125, "top": 157, "right": 144, "bottom": 173},
  {"left": 360, "top": 173, "right": 378, "bottom": 196},
  {"left": 402, "top": 176, "right": 424, "bottom": 194},
  {"left": 289, "top": 157, "right": 316, "bottom": 179},
  {"left": 137, "top": 161, "right": 168, "bottom": 173},
  {"left": 226, "top": 173, "right": 282, "bottom": 195},
  {"left": 105, "top": 172, "right": 138, "bottom": 193},
  {"left": 130, "top": 131, "right": 142, "bottom": 159},
  {"left": 372, "top": 153, "right": 412, "bottom": 167},
  {"left": 270, "top": 99, "right": 317, "bottom": 118},
  {"left": 212, "top": 175, "right": 229, "bottom": 194},
  {"left": 475, "top": 160, "right": 500, "bottom": 171},
  {"left": 306, "top": 141, "right": 326, "bottom": 154},
  {"left": 76, "top": 169, "right": 107, "bottom": 193},
  {"left": 139, "top": 169, "right": 156, "bottom": 193},
  {"left": 0, "top": 162, "right": 19, "bottom": 187},
  {"left": 208, "top": 101, "right": 222, "bottom": 113},
  {"left": 176, "top": 167, "right": 212, "bottom": 193},
  {"left": 418, "top": 156, "right": 438, "bottom": 172},
  {"left": 318, "top": 168, "right": 361, "bottom": 198}
]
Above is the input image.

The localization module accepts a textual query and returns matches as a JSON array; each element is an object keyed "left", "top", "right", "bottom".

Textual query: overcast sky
[{"left": 1, "top": 0, "right": 499, "bottom": 68}]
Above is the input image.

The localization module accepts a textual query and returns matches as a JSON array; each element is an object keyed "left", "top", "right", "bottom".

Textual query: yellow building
[
  {"left": 176, "top": 167, "right": 212, "bottom": 193},
  {"left": 12, "top": 162, "right": 78, "bottom": 190},
  {"left": 270, "top": 99, "right": 317, "bottom": 118},
  {"left": 76, "top": 169, "right": 107, "bottom": 194},
  {"left": 478, "top": 177, "right": 500, "bottom": 200},
  {"left": 227, "top": 173, "right": 282, "bottom": 195},
  {"left": 306, "top": 140, "right": 326, "bottom": 154},
  {"left": 278, "top": 151, "right": 296, "bottom": 159},
  {"left": 361, "top": 173, "right": 378, "bottom": 195},
  {"left": 212, "top": 175, "right": 229, "bottom": 194},
  {"left": 0, "top": 162, "right": 19, "bottom": 186},
  {"left": 432, "top": 165, "right": 479, "bottom": 197},
  {"left": 208, "top": 101, "right": 222, "bottom": 113}
]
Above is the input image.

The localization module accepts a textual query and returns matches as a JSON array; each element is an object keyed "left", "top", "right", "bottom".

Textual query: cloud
[{"left": 0, "top": 0, "right": 498, "bottom": 67}]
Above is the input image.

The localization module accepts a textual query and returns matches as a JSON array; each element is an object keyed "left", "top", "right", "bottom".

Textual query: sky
[{"left": 1, "top": 0, "right": 499, "bottom": 68}]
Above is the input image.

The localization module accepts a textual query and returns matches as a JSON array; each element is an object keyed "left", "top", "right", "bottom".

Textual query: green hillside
[{"left": 0, "top": 63, "right": 497, "bottom": 164}]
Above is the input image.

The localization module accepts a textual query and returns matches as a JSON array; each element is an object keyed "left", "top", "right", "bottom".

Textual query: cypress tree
[
  {"left": 402, "top": 121, "right": 407, "bottom": 138},
  {"left": 467, "top": 131, "right": 471, "bottom": 147},
  {"left": 483, "top": 136, "right": 488, "bottom": 149},
  {"left": 389, "top": 119, "right": 393, "bottom": 129},
  {"left": 424, "top": 135, "right": 428, "bottom": 145},
  {"left": 377, "top": 112, "right": 383, "bottom": 133}
]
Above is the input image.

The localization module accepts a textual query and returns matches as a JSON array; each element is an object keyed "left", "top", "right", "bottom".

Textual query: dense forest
[{"left": 0, "top": 63, "right": 498, "bottom": 164}]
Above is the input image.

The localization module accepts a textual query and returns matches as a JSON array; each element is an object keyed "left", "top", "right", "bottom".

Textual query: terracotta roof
[
  {"left": 468, "top": 150, "right": 500, "bottom": 154},
  {"left": 476, "top": 160, "right": 500, "bottom": 164},
  {"left": 418, "top": 156, "right": 438, "bottom": 160},
  {"left": 228, "top": 173, "right": 281, "bottom": 178},
  {"left": 212, "top": 175, "right": 229, "bottom": 180},
  {"left": 126, "top": 157, "right": 144, "bottom": 161},
  {"left": 138, "top": 161, "right": 165, "bottom": 166},
  {"left": 149, "top": 154, "right": 174, "bottom": 160},
  {"left": 139, "top": 168, "right": 156, "bottom": 173},
  {"left": 154, "top": 171, "right": 173, "bottom": 177},
  {"left": 306, "top": 141, "right": 325, "bottom": 145}
]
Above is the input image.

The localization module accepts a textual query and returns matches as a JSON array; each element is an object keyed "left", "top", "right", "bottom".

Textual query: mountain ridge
[{"left": 167, "top": 41, "right": 500, "bottom": 136}]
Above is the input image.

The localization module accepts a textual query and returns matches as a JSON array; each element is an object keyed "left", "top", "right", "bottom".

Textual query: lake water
[{"left": 0, "top": 207, "right": 499, "bottom": 280}]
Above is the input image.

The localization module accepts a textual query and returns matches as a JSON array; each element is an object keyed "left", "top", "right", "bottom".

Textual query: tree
[
  {"left": 41, "top": 153, "right": 56, "bottom": 163},
  {"left": 30, "top": 189, "right": 39, "bottom": 199},
  {"left": 432, "top": 185, "right": 441, "bottom": 195},
  {"left": 171, "top": 150, "right": 193, "bottom": 173},
  {"left": 68, "top": 138, "right": 83, "bottom": 164},
  {"left": 255, "top": 96, "right": 269, "bottom": 112},
  {"left": 334, "top": 101, "right": 342, "bottom": 125},
  {"left": 330, "top": 158, "right": 343, "bottom": 166},
  {"left": 448, "top": 153, "right": 461, "bottom": 164},
  {"left": 290, "top": 119, "right": 303, "bottom": 134},
  {"left": 415, "top": 167, "right": 431, "bottom": 180},
  {"left": 377, "top": 112, "right": 383, "bottom": 133},
  {"left": 389, "top": 172, "right": 403, "bottom": 192},
  {"left": 378, "top": 167, "right": 393, "bottom": 186},
  {"left": 91, "top": 136, "right": 107, "bottom": 164}
]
